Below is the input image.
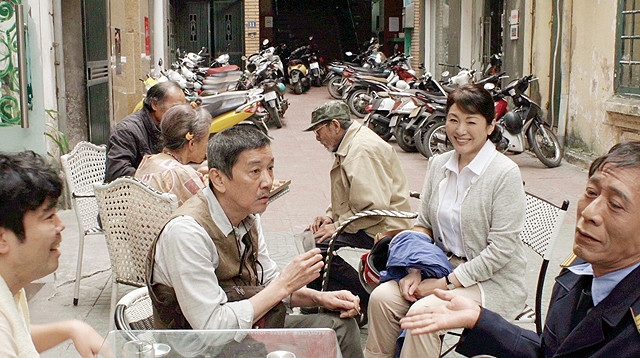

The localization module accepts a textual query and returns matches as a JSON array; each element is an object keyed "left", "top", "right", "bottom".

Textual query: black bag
[{"left": 223, "top": 284, "right": 286, "bottom": 328}]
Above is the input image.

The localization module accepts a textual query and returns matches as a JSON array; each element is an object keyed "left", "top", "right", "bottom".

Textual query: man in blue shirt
[{"left": 400, "top": 141, "right": 640, "bottom": 357}]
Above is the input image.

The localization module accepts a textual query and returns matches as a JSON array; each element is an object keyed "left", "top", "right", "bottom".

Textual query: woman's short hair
[
  {"left": 446, "top": 84, "right": 501, "bottom": 144},
  {"left": 160, "top": 104, "right": 212, "bottom": 150}
]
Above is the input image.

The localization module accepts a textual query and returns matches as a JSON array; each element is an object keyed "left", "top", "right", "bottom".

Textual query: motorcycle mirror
[
  {"left": 441, "top": 70, "right": 450, "bottom": 78},
  {"left": 158, "top": 58, "right": 163, "bottom": 67},
  {"left": 345, "top": 51, "right": 353, "bottom": 56},
  {"left": 263, "top": 39, "right": 269, "bottom": 46},
  {"left": 484, "top": 83, "right": 496, "bottom": 91},
  {"left": 241, "top": 55, "right": 247, "bottom": 61}
]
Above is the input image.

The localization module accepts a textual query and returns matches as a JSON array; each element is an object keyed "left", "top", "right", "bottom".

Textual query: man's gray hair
[
  {"left": 589, "top": 141, "right": 640, "bottom": 177},
  {"left": 208, "top": 125, "right": 271, "bottom": 178}
]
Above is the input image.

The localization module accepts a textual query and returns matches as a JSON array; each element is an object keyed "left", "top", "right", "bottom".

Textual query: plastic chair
[
  {"left": 60, "top": 141, "right": 107, "bottom": 306},
  {"left": 114, "top": 287, "right": 154, "bottom": 331},
  {"left": 440, "top": 192, "right": 569, "bottom": 357},
  {"left": 94, "top": 176, "right": 178, "bottom": 329}
]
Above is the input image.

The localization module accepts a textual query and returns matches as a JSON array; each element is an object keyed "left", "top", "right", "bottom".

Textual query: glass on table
[{"left": 122, "top": 339, "right": 154, "bottom": 358}]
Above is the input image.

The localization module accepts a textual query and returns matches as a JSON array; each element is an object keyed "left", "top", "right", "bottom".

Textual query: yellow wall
[{"left": 530, "top": 1, "right": 639, "bottom": 155}]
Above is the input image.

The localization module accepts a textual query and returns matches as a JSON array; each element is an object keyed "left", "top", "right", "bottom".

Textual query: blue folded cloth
[{"left": 380, "top": 230, "right": 453, "bottom": 283}]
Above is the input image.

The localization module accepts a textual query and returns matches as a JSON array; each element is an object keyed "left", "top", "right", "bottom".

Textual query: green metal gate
[{"left": 82, "top": 0, "right": 109, "bottom": 145}]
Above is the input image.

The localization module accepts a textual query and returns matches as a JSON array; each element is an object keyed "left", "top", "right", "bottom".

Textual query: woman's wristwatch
[{"left": 444, "top": 274, "right": 456, "bottom": 290}]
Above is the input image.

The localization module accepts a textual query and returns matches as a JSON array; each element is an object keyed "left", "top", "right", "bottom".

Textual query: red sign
[{"left": 144, "top": 17, "right": 150, "bottom": 56}]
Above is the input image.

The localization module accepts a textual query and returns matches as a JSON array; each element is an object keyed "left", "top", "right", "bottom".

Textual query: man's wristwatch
[{"left": 445, "top": 274, "right": 456, "bottom": 290}]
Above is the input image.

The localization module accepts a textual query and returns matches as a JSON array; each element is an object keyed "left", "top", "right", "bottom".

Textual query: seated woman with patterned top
[{"left": 135, "top": 104, "right": 212, "bottom": 206}]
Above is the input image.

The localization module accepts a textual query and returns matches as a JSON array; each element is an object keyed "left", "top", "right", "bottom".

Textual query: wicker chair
[
  {"left": 60, "top": 141, "right": 106, "bottom": 306},
  {"left": 114, "top": 286, "right": 154, "bottom": 331},
  {"left": 94, "top": 177, "right": 178, "bottom": 329}
]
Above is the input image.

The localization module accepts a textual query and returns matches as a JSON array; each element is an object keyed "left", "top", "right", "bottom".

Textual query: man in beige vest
[{"left": 147, "top": 125, "right": 364, "bottom": 358}]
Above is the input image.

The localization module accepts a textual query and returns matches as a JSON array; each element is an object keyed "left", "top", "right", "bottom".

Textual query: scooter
[
  {"left": 287, "top": 45, "right": 311, "bottom": 94},
  {"left": 199, "top": 89, "right": 268, "bottom": 135}
]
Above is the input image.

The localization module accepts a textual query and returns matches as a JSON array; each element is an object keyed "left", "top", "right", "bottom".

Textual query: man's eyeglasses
[{"left": 313, "top": 122, "right": 330, "bottom": 135}]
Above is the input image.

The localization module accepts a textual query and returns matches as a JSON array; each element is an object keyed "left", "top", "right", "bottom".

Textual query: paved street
[{"left": 29, "top": 85, "right": 589, "bottom": 356}]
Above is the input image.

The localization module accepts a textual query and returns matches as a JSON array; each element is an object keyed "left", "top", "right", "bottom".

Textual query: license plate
[
  {"left": 264, "top": 91, "right": 277, "bottom": 101},
  {"left": 310, "top": 62, "right": 320, "bottom": 69},
  {"left": 409, "top": 107, "right": 421, "bottom": 118}
]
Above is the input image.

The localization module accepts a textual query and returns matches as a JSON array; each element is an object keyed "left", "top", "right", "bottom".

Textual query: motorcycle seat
[
  {"left": 357, "top": 74, "right": 389, "bottom": 83},
  {"left": 200, "top": 91, "right": 250, "bottom": 118},
  {"left": 206, "top": 65, "right": 241, "bottom": 75},
  {"left": 413, "top": 90, "right": 447, "bottom": 105},
  {"left": 352, "top": 69, "right": 389, "bottom": 78}
]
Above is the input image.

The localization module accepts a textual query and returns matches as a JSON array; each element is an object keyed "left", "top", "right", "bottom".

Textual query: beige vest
[{"left": 146, "top": 190, "right": 260, "bottom": 329}]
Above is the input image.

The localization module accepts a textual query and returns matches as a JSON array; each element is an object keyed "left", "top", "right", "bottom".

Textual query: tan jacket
[{"left": 327, "top": 121, "right": 411, "bottom": 237}]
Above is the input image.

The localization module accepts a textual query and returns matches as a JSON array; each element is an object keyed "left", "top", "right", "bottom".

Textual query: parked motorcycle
[
  {"left": 421, "top": 75, "right": 563, "bottom": 167},
  {"left": 199, "top": 89, "right": 268, "bottom": 135},
  {"left": 287, "top": 45, "right": 311, "bottom": 94}
]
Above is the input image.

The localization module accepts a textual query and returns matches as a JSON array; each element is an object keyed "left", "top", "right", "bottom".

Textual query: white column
[{"left": 153, "top": 0, "right": 166, "bottom": 73}]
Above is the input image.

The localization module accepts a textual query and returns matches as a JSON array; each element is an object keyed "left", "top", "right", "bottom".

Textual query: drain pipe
[
  {"left": 556, "top": 0, "right": 572, "bottom": 147},
  {"left": 52, "top": 0, "right": 67, "bottom": 133}
]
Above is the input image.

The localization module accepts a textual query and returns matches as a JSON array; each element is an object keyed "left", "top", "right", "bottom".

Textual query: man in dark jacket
[
  {"left": 105, "top": 81, "right": 186, "bottom": 182},
  {"left": 400, "top": 141, "right": 640, "bottom": 357}
]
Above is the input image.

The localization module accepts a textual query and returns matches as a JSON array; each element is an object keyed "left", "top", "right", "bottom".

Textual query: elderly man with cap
[{"left": 305, "top": 100, "right": 412, "bottom": 325}]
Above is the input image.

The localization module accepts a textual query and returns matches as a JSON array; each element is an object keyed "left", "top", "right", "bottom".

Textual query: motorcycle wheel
[
  {"left": 293, "top": 82, "right": 303, "bottom": 94},
  {"left": 394, "top": 121, "right": 417, "bottom": 152},
  {"left": 348, "top": 89, "right": 371, "bottom": 118},
  {"left": 312, "top": 76, "right": 323, "bottom": 87},
  {"left": 423, "top": 121, "right": 454, "bottom": 158},
  {"left": 528, "top": 122, "right": 563, "bottom": 168},
  {"left": 327, "top": 77, "right": 343, "bottom": 99},
  {"left": 267, "top": 102, "right": 283, "bottom": 128},
  {"left": 414, "top": 129, "right": 428, "bottom": 157},
  {"left": 365, "top": 117, "right": 393, "bottom": 141}
]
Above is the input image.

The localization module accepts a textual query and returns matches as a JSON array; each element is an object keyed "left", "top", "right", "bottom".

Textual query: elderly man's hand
[
  {"left": 312, "top": 223, "right": 337, "bottom": 243},
  {"left": 308, "top": 216, "right": 337, "bottom": 243},
  {"left": 318, "top": 290, "right": 361, "bottom": 318},
  {"left": 400, "top": 289, "right": 481, "bottom": 335},
  {"left": 276, "top": 248, "right": 324, "bottom": 293}
]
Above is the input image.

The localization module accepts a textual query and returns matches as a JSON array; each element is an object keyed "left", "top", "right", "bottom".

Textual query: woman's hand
[
  {"left": 413, "top": 277, "right": 448, "bottom": 300},
  {"left": 399, "top": 269, "right": 422, "bottom": 302}
]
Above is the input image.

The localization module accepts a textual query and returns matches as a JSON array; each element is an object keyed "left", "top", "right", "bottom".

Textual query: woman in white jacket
[{"left": 364, "top": 84, "right": 527, "bottom": 358}]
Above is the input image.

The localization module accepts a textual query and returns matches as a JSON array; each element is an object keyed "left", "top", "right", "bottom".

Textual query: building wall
[
  {"left": 564, "top": 2, "right": 634, "bottom": 154},
  {"left": 61, "top": 0, "right": 89, "bottom": 148},
  {"left": 524, "top": 0, "right": 553, "bottom": 113},
  {"left": 110, "top": 0, "right": 152, "bottom": 125},
  {"left": 528, "top": 1, "right": 639, "bottom": 156},
  {"left": 245, "top": 0, "right": 260, "bottom": 55}
]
